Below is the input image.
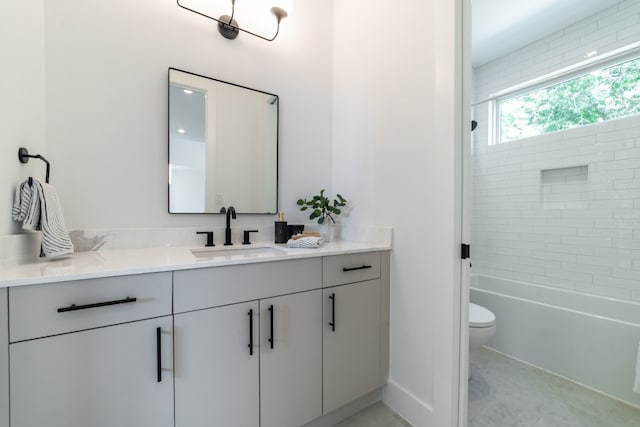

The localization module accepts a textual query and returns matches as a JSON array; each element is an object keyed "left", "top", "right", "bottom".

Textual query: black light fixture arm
[
  {"left": 228, "top": 0, "right": 236, "bottom": 23},
  {"left": 176, "top": 0, "right": 284, "bottom": 41},
  {"left": 18, "top": 147, "right": 50, "bottom": 184}
]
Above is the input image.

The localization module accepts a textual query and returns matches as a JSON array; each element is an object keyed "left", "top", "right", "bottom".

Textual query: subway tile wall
[{"left": 472, "top": 0, "right": 640, "bottom": 301}]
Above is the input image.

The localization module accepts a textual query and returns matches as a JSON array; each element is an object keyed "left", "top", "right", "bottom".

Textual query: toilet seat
[{"left": 469, "top": 302, "right": 495, "bottom": 328}]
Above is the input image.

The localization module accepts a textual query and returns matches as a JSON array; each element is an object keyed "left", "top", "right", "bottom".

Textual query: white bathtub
[{"left": 471, "top": 274, "right": 640, "bottom": 408}]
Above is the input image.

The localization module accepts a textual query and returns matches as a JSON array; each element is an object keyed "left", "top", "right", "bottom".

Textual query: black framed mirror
[{"left": 168, "top": 68, "right": 278, "bottom": 214}]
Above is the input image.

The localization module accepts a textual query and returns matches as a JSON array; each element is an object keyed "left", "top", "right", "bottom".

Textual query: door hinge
[{"left": 461, "top": 243, "right": 470, "bottom": 260}]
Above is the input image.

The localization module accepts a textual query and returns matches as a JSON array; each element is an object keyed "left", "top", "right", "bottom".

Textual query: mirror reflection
[{"left": 169, "top": 68, "right": 278, "bottom": 214}]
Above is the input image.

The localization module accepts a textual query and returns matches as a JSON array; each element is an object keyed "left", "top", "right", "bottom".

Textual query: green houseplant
[{"left": 296, "top": 189, "right": 347, "bottom": 225}]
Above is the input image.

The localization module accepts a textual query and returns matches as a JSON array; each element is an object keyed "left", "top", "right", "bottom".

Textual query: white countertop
[{"left": 0, "top": 240, "right": 391, "bottom": 288}]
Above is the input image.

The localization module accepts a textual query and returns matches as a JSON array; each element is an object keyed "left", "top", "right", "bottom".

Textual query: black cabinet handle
[
  {"left": 248, "top": 309, "right": 254, "bottom": 356},
  {"left": 342, "top": 265, "right": 372, "bottom": 272},
  {"left": 329, "top": 293, "right": 336, "bottom": 332},
  {"left": 156, "top": 327, "right": 162, "bottom": 383},
  {"left": 57, "top": 297, "right": 137, "bottom": 313},
  {"left": 268, "top": 305, "right": 274, "bottom": 349}
]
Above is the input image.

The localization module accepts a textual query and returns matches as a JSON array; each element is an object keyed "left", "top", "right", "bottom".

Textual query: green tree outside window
[{"left": 498, "top": 57, "right": 640, "bottom": 143}]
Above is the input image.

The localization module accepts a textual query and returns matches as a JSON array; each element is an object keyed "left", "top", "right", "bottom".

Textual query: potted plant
[{"left": 297, "top": 189, "right": 347, "bottom": 241}]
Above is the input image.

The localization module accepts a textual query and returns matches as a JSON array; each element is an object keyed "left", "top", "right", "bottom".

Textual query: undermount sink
[{"left": 190, "top": 245, "right": 287, "bottom": 260}]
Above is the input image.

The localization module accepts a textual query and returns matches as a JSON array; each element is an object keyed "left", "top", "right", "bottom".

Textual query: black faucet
[
  {"left": 196, "top": 231, "right": 215, "bottom": 247},
  {"left": 224, "top": 206, "right": 237, "bottom": 245}
]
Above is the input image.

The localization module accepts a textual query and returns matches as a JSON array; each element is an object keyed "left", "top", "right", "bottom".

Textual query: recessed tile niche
[{"left": 541, "top": 166, "right": 588, "bottom": 209}]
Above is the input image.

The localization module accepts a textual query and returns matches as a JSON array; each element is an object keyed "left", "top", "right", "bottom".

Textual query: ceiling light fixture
[{"left": 177, "top": 0, "right": 292, "bottom": 42}]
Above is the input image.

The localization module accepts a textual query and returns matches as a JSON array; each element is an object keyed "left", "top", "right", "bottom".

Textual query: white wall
[
  {"left": 333, "top": 0, "right": 462, "bottom": 425},
  {"left": 472, "top": 0, "right": 640, "bottom": 302},
  {"left": 1, "top": 0, "right": 333, "bottom": 236},
  {"left": 1, "top": 0, "right": 47, "bottom": 235}
]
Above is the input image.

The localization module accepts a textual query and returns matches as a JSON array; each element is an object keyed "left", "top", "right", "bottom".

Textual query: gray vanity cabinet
[
  {"left": 7, "top": 273, "right": 174, "bottom": 427},
  {"left": 173, "top": 259, "right": 323, "bottom": 427},
  {"left": 10, "top": 317, "right": 174, "bottom": 427},
  {"left": 0, "top": 289, "right": 8, "bottom": 427},
  {"left": 260, "top": 290, "right": 322, "bottom": 427},
  {"left": 2, "top": 249, "right": 389, "bottom": 427},
  {"left": 322, "top": 252, "right": 390, "bottom": 414},
  {"left": 174, "top": 301, "right": 260, "bottom": 427},
  {"left": 174, "top": 290, "right": 323, "bottom": 427}
]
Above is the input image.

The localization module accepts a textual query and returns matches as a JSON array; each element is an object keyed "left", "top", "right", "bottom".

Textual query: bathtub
[{"left": 471, "top": 274, "right": 640, "bottom": 408}]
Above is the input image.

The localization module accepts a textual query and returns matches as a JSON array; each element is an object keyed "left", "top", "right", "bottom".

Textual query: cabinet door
[
  {"left": 174, "top": 301, "right": 259, "bottom": 427},
  {"left": 10, "top": 316, "right": 173, "bottom": 427},
  {"left": 323, "top": 279, "right": 382, "bottom": 414},
  {"left": 0, "top": 289, "right": 7, "bottom": 427},
  {"left": 260, "top": 290, "right": 322, "bottom": 427}
]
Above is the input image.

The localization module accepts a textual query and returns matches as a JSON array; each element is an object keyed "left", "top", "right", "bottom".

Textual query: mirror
[{"left": 168, "top": 68, "right": 278, "bottom": 214}]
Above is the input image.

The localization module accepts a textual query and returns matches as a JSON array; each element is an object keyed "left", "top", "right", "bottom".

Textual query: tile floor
[
  {"left": 334, "top": 401, "right": 412, "bottom": 427},
  {"left": 468, "top": 347, "right": 640, "bottom": 427},
  {"left": 334, "top": 347, "right": 640, "bottom": 427}
]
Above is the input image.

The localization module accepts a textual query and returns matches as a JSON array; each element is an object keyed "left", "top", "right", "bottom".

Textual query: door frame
[
  {"left": 431, "top": 0, "right": 470, "bottom": 424},
  {"left": 457, "top": 0, "right": 472, "bottom": 425}
]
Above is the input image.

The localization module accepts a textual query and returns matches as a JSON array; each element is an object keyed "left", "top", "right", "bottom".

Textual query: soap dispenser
[{"left": 274, "top": 211, "right": 288, "bottom": 243}]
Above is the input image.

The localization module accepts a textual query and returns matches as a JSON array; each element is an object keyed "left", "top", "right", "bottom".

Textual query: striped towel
[
  {"left": 12, "top": 179, "right": 74, "bottom": 258},
  {"left": 286, "top": 236, "right": 323, "bottom": 248}
]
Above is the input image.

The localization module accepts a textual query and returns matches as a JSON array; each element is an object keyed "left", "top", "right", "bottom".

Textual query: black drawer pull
[
  {"left": 329, "top": 293, "right": 336, "bottom": 332},
  {"left": 248, "top": 309, "right": 254, "bottom": 356},
  {"left": 343, "top": 265, "right": 372, "bottom": 272},
  {"left": 156, "top": 327, "right": 162, "bottom": 383},
  {"left": 57, "top": 297, "right": 137, "bottom": 313},
  {"left": 268, "top": 305, "right": 275, "bottom": 349}
]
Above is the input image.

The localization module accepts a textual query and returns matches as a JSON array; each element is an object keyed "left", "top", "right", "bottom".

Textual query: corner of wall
[{"left": 383, "top": 380, "right": 434, "bottom": 427}]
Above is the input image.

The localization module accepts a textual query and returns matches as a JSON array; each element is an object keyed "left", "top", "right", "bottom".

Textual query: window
[{"left": 497, "top": 56, "right": 640, "bottom": 143}]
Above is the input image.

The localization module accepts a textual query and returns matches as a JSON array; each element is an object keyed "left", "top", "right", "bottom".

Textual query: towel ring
[{"left": 18, "top": 147, "right": 50, "bottom": 184}]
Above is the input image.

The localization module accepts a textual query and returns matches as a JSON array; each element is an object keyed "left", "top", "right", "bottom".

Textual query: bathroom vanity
[{"left": 0, "top": 242, "right": 390, "bottom": 427}]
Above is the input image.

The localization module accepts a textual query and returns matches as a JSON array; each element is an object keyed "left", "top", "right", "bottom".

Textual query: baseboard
[{"left": 382, "top": 379, "right": 434, "bottom": 427}]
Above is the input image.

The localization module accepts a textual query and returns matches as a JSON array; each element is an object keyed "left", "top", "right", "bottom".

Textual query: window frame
[{"left": 481, "top": 42, "right": 640, "bottom": 145}]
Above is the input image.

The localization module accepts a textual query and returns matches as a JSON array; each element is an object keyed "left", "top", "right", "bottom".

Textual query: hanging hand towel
[
  {"left": 634, "top": 340, "right": 640, "bottom": 394},
  {"left": 12, "top": 179, "right": 74, "bottom": 257}
]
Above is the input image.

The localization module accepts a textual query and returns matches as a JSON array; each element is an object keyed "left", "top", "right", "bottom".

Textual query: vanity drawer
[
  {"left": 322, "top": 252, "right": 381, "bottom": 287},
  {"left": 9, "top": 272, "right": 172, "bottom": 342},
  {"left": 174, "top": 258, "right": 322, "bottom": 313}
]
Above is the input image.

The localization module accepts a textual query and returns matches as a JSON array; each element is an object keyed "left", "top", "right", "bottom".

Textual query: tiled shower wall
[{"left": 472, "top": 0, "right": 640, "bottom": 301}]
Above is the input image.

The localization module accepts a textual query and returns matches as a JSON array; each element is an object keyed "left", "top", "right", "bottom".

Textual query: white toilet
[{"left": 469, "top": 302, "right": 496, "bottom": 350}]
